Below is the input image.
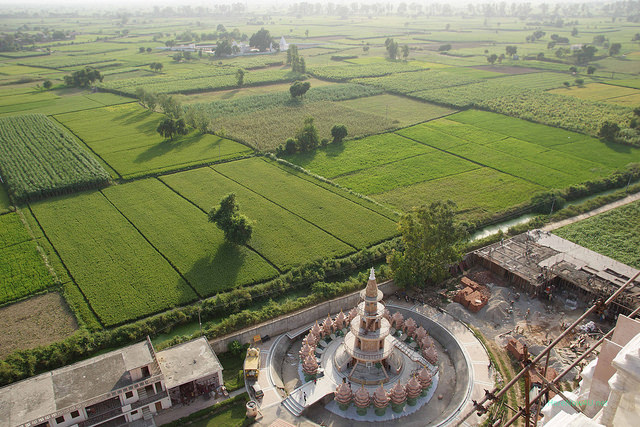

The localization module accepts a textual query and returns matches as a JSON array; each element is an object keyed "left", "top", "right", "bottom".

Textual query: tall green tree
[
  {"left": 156, "top": 117, "right": 188, "bottom": 141},
  {"left": 289, "top": 81, "right": 310, "bottom": 98},
  {"left": 208, "top": 193, "right": 254, "bottom": 245},
  {"left": 295, "top": 117, "right": 319, "bottom": 152},
  {"left": 236, "top": 68, "right": 245, "bottom": 87},
  {"left": 249, "top": 28, "right": 273, "bottom": 51},
  {"left": 387, "top": 201, "right": 467, "bottom": 288},
  {"left": 385, "top": 37, "right": 399, "bottom": 60}
]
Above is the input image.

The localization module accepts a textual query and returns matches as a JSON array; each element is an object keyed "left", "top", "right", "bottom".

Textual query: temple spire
[{"left": 365, "top": 267, "right": 378, "bottom": 298}]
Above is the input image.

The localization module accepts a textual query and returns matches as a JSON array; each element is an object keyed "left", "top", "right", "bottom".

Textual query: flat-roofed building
[{"left": 0, "top": 337, "right": 222, "bottom": 427}]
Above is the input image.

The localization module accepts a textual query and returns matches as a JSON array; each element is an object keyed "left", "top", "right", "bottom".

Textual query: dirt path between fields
[{"left": 542, "top": 191, "right": 640, "bottom": 232}]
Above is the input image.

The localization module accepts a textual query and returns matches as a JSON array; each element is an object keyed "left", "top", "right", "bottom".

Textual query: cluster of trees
[
  {"left": 138, "top": 47, "right": 153, "bottom": 53},
  {"left": 277, "top": 118, "right": 347, "bottom": 155},
  {"left": 388, "top": 201, "right": 467, "bottom": 288},
  {"left": 0, "top": 30, "right": 66, "bottom": 51},
  {"left": 208, "top": 193, "right": 253, "bottom": 245},
  {"left": 287, "top": 45, "right": 306, "bottom": 73},
  {"left": 156, "top": 117, "right": 188, "bottom": 141},
  {"left": 289, "top": 80, "right": 310, "bottom": 98},
  {"left": 249, "top": 28, "right": 278, "bottom": 52},
  {"left": 525, "top": 30, "right": 546, "bottom": 43},
  {"left": 63, "top": 67, "right": 103, "bottom": 87},
  {"left": 384, "top": 38, "right": 409, "bottom": 60},
  {"left": 149, "top": 62, "right": 163, "bottom": 72},
  {"left": 598, "top": 107, "right": 640, "bottom": 146}
]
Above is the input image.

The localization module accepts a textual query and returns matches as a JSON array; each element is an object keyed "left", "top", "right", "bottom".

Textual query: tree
[
  {"left": 609, "top": 42, "right": 622, "bottom": 56},
  {"left": 146, "top": 47, "right": 152, "bottom": 53},
  {"left": 401, "top": 44, "right": 409, "bottom": 60},
  {"left": 598, "top": 121, "right": 620, "bottom": 142},
  {"left": 438, "top": 44, "right": 451, "bottom": 52},
  {"left": 506, "top": 45, "right": 517, "bottom": 56},
  {"left": 139, "top": 46, "right": 145, "bottom": 53},
  {"left": 573, "top": 45, "right": 597, "bottom": 65},
  {"left": 487, "top": 53, "right": 498, "bottom": 64},
  {"left": 289, "top": 81, "right": 310, "bottom": 98},
  {"left": 149, "top": 62, "right": 163, "bottom": 72},
  {"left": 331, "top": 124, "right": 348, "bottom": 143},
  {"left": 172, "top": 52, "right": 183, "bottom": 62},
  {"left": 156, "top": 117, "right": 188, "bottom": 141},
  {"left": 63, "top": 67, "right": 103, "bottom": 87},
  {"left": 587, "top": 65, "right": 596, "bottom": 75},
  {"left": 208, "top": 193, "right": 254, "bottom": 245},
  {"left": 215, "top": 39, "right": 232, "bottom": 57},
  {"left": 184, "top": 109, "right": 210, "bottom": 134},
  {"left": 236, "top": 68, "right": 245, "bottom": 87},
  {"left": 575, "top": 78, "right": 585, "bottom": 86},
  {"left": 249, "top": 28, "right": 273, "bottom": 51},
  {"left": 387, "top": 201, "right": 467, "bottom": 288},
  {"left": 284, "top": 138, "right": 297, "bottom": 154},
  {"left": 571, "top": 27, "right": 578, "bottom": 36},
  {"left": 43, "top": 80, "right": 52, "bottom": 90},
  {"left": 158, "top": 95, "right": 182, "bottom": 119},
  {"left": 385, "top": 38, "right": 399, "bottom": 60},
  {"left": 295, "top": 117, "right": 319, "bottom": 152}
]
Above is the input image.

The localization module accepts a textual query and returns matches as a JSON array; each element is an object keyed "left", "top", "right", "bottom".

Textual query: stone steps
[{"left": 282, "top": 394, "right": 305, "bottom": 416}]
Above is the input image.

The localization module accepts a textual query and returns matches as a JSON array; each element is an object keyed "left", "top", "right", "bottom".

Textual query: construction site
[{"left": 442, "top": 230, "right": 640, "bottom": 426}]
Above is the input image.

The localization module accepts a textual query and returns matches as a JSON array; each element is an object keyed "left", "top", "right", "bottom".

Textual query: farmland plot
[
  {"left": 161, "top": 167, "right": 354, "bottom": 270},
  {"left": 555, "top": 201, "right": 640, "bottom": 269},
  {"left": 56, "top": 103, "right": 252, "bottom": 179},
  {"left": 213, "top": 158, "right": 398, "bottom": 248},
  {"left": 548, "top": 83, "right": 640, "bottom": 107},
  {"left": 30, "top": 191, "right": 197, "bottom": 326},
  {"left": 0, "top": 213, "right": 56, "bottom": 305},
  {"left": 0, "top": 114, "right": 110, "bottom": 202},
  {"left": 102, "top": 179, "right": 278, "bottom": 297}
]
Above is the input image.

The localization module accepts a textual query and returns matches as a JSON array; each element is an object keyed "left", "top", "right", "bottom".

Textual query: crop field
[
  {"left": 0, "top": 88, "right": 133, "bottom": 116},
  {"left": 353, "top": 69, "right": 485, "bottom": 94},
  {"left": 102, "top": 68, "right": 302, "bottom": 96},
  {"left": 606, "top": 78, "right": 640, "bottom": 90},
  {"left": 0, "top": 187, "right": 10, "bottom": 213},
  {"left": 55, "top": 103, "right": 252, "bottom": 179},
  {"left": 411, "top": 79, "right": 527, "bottom": 108},
  {"left": 0, "top": 213, "right": 56, "bottom": 305},
  {"left": 30, "top": 191, "right": 198, "bottom": 326},
  {"left": 102, "top": 179, "right": 278, "bottom": 296},
  {"left": 212, "top": 101, "right": 395, "bottom": 152},
  {"left": 379, "top": 167, "right": 544, "bottom": 220},
  {"left": 0, "top": 114, "right": 110, "bottom": 202},
  {"left": 160, "top": 166, "right": 354, "bottom": 270},
  {"left": 174, "top": 78, "right": 334, "bottom": 104},
  {"left": 554, "top": 201, "right": 640, "bottom": 269},
  {"left": 309, "top": 61, "right": 427, "bottom": 80},
  {"left": 489, "top": 72, "right": 596, "bottom": 90},
  {"left": 213, "top": 158, "right": 398, "bottom": 248},
  {"left": 338, "top": 94, "right": 456, "bottom": 127},
  {"left": 548, "top": 83, "right": 640, "bottom": 106}
]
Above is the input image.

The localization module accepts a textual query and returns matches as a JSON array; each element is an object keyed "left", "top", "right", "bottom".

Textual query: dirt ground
[
  {"left": 444, "top": 267, "right": 609, "bottom": 378},
  {"left": 0, "top": 292, "right": 77, "bottom": 358}
]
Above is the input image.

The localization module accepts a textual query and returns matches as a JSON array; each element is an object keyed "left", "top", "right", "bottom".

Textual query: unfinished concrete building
[{"left": 470, "top": 230, "right": 640, "bottom": 318}]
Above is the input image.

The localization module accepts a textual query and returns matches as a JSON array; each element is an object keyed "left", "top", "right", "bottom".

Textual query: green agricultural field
[
  {"left": 334, "top": 150, "right": 479, "bottom": 195},
  {"left": 353, "top": 69, "right": 484, "bottom": 95},
  {"left": 30, "top": 191, "right": 198, "bottom": 327},
  {"left": 212, "top": 101, "right": 395, "bottom": 152},
  {"left": 0, "top": 88, "right": 133, "bottom": 117},
  {"left": 0, "top": 114, "right": 110, "bottom": 202},
  {"left": 102, "top": 179, "right": 278, "bottom": 297},
  {"left": 213, "top": 158, "right": 398, "bottom": 248},
  {"left": 489, "top": 72, "right": 594, "bottom": 90},
  {"left": 55, "top": 103, "right": 252, "bottom": 179},
  {"left": 309, "top": 61, "right": 426, "bottom": 80},
  {"left": 174, "top": 78, "right": 334, "bottom": 104},
  {"left": 606, "top": 78, "right": 640, "bottom": 90},
  {"left": 548, "top": 83, "right": 640, "bottom": 106},
  {"left": 338, "top": 94, "right": 456, "bottom": 127},
  {"left": 378, "top": 167, "right": 545, "bottom": 221},
  {"left": 0, "top": 187, "right": 10, "bottom": 213},
  {"left": 161, "top": 167, "right": 354, "bottom": 270},
  {"left": 0, "top": 213, "right": 56, "bottom": 305},
  {"left": 284, "top": 133, "right": 430, "bottom": 179},
  {"left": 554, "top": 201, "right": 640, "bottom": 269}
]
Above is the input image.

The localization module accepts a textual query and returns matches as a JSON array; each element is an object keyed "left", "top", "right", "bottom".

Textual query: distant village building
[
  {"left": 279, "top": 36, "right": 289, "bottom": 52},
  {"left": 0, "top": 337, "right": 222, "bottom": 427}
]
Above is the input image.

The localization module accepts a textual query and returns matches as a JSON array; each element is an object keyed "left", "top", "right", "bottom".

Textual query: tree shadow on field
[
  {"left": 324, "top": 140, "right": 346, "bottom": 157},
  {"left": 112, "top": 109, "right": 153, "bottom": 127},
  {"left": 184, "top": 241, "right": 245, "bottom": 298},
  {"left": 603, "top": 140, "right": 634, "bottom": 154},
  {"left": 221, "top": 89, "right": 240, "bottom": 100},
  {"left": 134, "top": 132, "right": 206, "bottom": 163}
]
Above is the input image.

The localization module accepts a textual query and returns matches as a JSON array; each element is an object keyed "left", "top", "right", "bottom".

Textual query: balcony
[
  {"left": 131, "top": 390, "right": 168, "bottom": 410},
  {"left": 78, "top": 407, "right": 123, "bottom": 427}
]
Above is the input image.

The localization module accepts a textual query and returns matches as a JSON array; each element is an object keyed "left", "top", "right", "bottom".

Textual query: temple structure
[{"left": 342, "top": 268, "right": 394, "bottom": 380}]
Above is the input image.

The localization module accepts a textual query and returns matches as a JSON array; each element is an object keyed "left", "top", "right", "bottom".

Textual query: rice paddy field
[
  {"left": 285, "top": 110, "right": 640, "bottom": 222},
  {"left": 0, "top": 9, "right": 639, "bottom": 358}
]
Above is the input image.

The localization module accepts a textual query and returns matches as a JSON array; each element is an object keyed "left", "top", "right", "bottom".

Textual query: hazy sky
[{"left": 0, "top": 0, "right": 586, "bottom": 9}]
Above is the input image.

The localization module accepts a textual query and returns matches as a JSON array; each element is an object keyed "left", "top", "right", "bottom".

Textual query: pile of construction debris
[{"left": 453, "top": 277, "right": 490, "bottom": 312}]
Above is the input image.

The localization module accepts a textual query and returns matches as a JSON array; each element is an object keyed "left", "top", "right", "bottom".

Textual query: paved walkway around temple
[{"left": 252, "top": 299, "right": 494, "bottom": 426}]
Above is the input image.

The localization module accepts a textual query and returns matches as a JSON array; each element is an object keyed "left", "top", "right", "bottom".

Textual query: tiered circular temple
[{"left": 342, "top": 268, "right": 394, "bottom": 371}]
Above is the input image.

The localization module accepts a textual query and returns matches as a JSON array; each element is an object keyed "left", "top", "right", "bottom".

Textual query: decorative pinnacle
[{"left": 369, "top": 267, "right": 376, "bottom": 281}]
